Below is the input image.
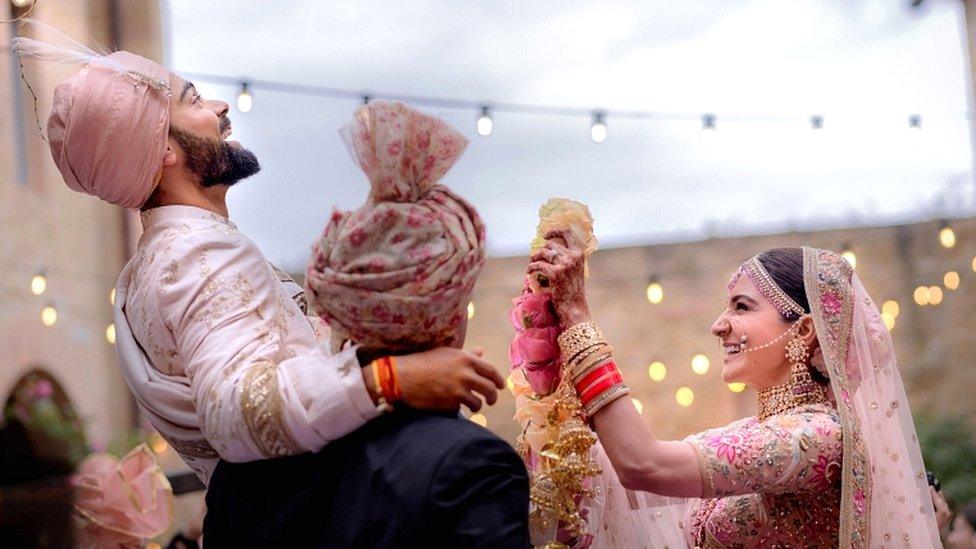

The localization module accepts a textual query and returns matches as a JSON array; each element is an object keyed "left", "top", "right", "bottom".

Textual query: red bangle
[
  {"left": 375, "top": 356, "right": 402, "bottom": 403},
  {"left": 579, "top": 372, "right": 625, "bottom": 406},
  {"left": 574, "top": 362, "right": 620, "bottom": 394}
]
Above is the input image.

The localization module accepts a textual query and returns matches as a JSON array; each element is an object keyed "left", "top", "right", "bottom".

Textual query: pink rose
[
  {"left": 72, "top": 444, "right": 173, "bottom": 548},
  {"left": 509, "top": 290, "right": 558, "bottom": 332},
  {"left": 512, "top": 326, "right": 562, "bottom": 394}
]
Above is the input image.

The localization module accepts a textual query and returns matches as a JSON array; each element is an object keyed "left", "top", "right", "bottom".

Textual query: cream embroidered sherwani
[{"left": 112, "top": 205, "right": 379, "bottom": 483}]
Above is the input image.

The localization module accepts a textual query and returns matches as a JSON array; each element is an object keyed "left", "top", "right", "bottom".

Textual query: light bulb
[
  {"left": 700, "top": 114, "right": 717, "bottom": 147},
  {"left": 881, "top": 300, "right": 899, "bottom": 318},
  {"left": 691, "top": 354, "right": 710, "bottom": 375},
  {"left": 110, "top": 288, "right": 116, "bottom": 306},
  {"left": 881, "top": 312, "right": 896, "bottom": 331},
  {"left": 939, "top": 225, "right": 956, "bottom": 248},
  {"left": 41, "top": 304, "right": 58, "bottom": 326},
  {"left": 728, "top": 382, "right": 746, "bottom": 393},
  {"left": 675, "top": 387, "right": 694, "bottom": 407},
  {"left": 944, "top": 271, "right": 960, "bottom": 290},
  {"left": 841, "top": 248, "right": 856, "bottom": 269},
  {"left": 647, "top": 361, "right": 667, "bottom": 382},
  {"left": 590, "top": 112, "right": 607, "bottom": 143},
  {"left": 467, "top": 301, "right": 475, "bottom": 320},
  {"left": 106, "top": 324, "right": 116, "bottom": 344},
  {"left": 30, "top": 271, "right": 46, "bottom": 296},
  {"left": 236, "top": 83, "right": 252, "bottom": 113},
  {"left": 476, "top": 107, "right": 493, "bottom": 137},
  {"left": 913, "top": 286, "right": 930, "bottom": 306},
  {"left": 469, "top": 413, "right": 487, "bottom": 427},
  {"left": 928, "top": 286, "right": 943, "bottom": 306},
  {"left": 646, "top": 281, "right": 663, "bottom": 304}
]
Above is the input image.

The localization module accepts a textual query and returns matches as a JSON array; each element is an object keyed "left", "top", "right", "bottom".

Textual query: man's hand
[{"left": 396, "top": 347, "right": 505, "bottom": 412}]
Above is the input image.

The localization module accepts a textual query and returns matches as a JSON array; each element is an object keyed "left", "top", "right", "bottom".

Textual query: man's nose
[{"left": 210, "top": 99, "right": 230, "bottom": 118}]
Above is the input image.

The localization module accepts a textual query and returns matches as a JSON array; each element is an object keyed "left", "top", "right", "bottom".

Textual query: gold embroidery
[
  {"left": 240, "top": 360, "right": 302, "bottom": 458},
  {"left": 162, "top": 435, "right": 219, "bottom": 459}
]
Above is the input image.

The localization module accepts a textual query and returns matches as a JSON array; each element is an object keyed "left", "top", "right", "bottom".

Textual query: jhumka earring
[{"left": 785, "top": 335, "right": 825, "bottom": 406}]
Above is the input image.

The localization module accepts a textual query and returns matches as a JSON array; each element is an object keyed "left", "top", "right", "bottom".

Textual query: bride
[{"left": 528, "top": 237, "right": 943, "bottom": 547}]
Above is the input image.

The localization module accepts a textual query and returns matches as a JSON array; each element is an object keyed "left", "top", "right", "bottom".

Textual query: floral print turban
[{"left": 306, "top": 101, "right": 486, "bottom": 352}]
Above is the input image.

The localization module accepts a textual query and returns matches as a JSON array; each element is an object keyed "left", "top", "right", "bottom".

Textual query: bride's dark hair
[{"left": 756, "top": 247, "right": 810, "bottom": 319}]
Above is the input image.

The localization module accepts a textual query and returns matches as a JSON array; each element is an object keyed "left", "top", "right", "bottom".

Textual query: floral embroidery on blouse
[{"left": 686, "top": 403, "right": 842, "bottom": 548}]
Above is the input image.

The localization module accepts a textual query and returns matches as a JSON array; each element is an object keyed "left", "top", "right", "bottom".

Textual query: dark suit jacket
[{"left": 203, "top": 407, "right": 530, "bottom": 548}]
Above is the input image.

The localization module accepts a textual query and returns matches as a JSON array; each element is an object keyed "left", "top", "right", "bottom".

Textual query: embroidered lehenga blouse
[{"left": 685, "top": 394, "right": 843, "bottom": 548}]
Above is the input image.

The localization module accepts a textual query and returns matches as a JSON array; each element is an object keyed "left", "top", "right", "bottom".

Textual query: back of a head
[{"left": 306, "top": 101, "right": 486, "bottom": 353}]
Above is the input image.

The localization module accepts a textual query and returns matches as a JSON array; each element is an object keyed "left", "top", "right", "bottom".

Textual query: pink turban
[
  {"left": 47, "top": 51, "right": 171, "bottom": 208},
  {"left": 306, "top": 101, "right": 486, "bottom": 352}
]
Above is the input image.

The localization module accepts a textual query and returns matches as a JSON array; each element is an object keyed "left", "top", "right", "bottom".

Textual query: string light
[
  {"left": 881, "top": 312, "right": 896, "bottom": 331},
  {"left": 909, "top": 114, "right": 922, "bottom": 130},
  {"left": 939, "top": 222, "right": 956, "bottom": 248},
  {"left": 647, "top": 361, "right": 667, "bottom": 382},
  {"left": 675, "top": 387, "right": 694, "bottom": 407},
  {"left": 645, "top": 277, "right": 663, "bottom": 304},
  {"left": 944, "top": 271, "right": 960, "bottom": 290},
  {"left": 476, "top": 106, "right": 493, "bottom": 137},
  {"left": 590, "top": 111, "right": 607, "bottom": 143},
  {"left": 700, "top": 113, "right": 717, "bottom": 147},
  {"left": 109, "top": 288, "right": 116, "bottom": 306},
  {"left": 30, "top": 269, "right": 46, "bottom": 296},
  {"left": 467, "top": 301, "right": 475, "bottom": 320},
  {"left": 236, "top": 82, "right": 253, "bottom": 113},
  {"left": 691, "top": 354, "right": 710, "bottom": 375},
  {"left": 928, "top": 286, "right": 943, "bottom": 306},
  {"left": 841, "top": 245, "right": 857, "bottom": 269},
  {"left": 728, "top": 382, "right": 746, "bottom": 393},
  {"left": 506, "top": 374, "right": 515, "bottom": 392},
  {"left": 41, "top": 303, "right": 58, "bottom": 327},
  {"left": 469, "top": 413, "right": 488, "bottom": 427},
  {"left": 913, "top": 286, "right": 930, "bottom": 306},
  {"left": 972, "top": 256, "right": 976, "bottom": 272},
  {"left": 881, "top": 300, "right": 899, "bottom": 318},
  {"left": 632, "top": 398, "right": 644, "bottom": 414},
  {"left": 105, "top": 324, "right": 116, "bottom": 344}
]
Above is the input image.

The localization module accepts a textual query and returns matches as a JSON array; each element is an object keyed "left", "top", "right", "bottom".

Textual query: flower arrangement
[{"left": 511, "top": 198, "right": 601, "bottom": 547}]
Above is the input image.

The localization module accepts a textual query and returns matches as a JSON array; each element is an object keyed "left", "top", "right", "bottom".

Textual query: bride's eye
[{"left": 735, "top": 302, "right": 748, "bottom": 312}]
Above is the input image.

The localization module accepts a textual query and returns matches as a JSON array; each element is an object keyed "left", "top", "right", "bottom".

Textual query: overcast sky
[{"left": 165, "top": 0, "right": 975, "bottom": 271}]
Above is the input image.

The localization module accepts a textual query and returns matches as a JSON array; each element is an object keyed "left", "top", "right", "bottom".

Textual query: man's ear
[{"left": 162, "top": 138, "right": 178, "bottom": 168}]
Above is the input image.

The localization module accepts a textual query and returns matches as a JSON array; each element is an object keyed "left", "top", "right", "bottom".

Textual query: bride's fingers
[
  {"left": 527, "top": 261, "right": 558, "bottom": 276},
  {"left": 529, "top": 250, "right": 554, "bottom": 264},
  {"left": 543, "top": 229, "right": 579, "bottom": 250}
]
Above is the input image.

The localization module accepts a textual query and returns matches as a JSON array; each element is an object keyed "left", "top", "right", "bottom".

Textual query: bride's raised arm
[{"left": 526, "top": 229, "right": 703, "bottom": 497}]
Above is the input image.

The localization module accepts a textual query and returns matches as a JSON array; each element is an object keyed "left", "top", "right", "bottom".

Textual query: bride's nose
[{"left": 711, "top": 311, "right": 731, "bottom": 338}]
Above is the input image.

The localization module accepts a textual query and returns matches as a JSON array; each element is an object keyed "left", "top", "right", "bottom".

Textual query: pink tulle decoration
[{"left": 72, "top": 444, "right": 173, "bottom": 548}]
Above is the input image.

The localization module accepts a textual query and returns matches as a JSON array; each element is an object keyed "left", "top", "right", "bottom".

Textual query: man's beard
[{"left": 169, "top": 127, "right": 261, "bottom": 188}]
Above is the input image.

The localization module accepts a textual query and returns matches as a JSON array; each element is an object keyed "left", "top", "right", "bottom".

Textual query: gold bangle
[
  {"left": 584, "top": 383, "right": 630, "bottom": 417},
  {"left": 570, "top": 350, "right": 615, "bottom": 383},
  {"left": 558, "top": 322, "right": 606, "bottom": 363}
]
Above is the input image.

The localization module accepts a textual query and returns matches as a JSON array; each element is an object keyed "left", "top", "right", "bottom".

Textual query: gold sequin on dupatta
[{"left": 240, "top": 360, "right": 302, "bottom": 458}]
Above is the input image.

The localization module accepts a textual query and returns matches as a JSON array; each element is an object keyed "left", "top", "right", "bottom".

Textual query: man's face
[{"left": 166, "top": 75, "right": 260, "bottom": 187}]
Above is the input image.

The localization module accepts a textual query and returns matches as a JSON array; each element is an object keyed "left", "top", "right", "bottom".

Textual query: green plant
[{"left": 916, "top": 414, "right": 976, "bottom": 507}]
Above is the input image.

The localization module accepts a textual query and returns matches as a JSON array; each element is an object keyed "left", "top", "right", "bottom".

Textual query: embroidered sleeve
[
  {"left": 687, "top": 409, "right": 843, "bottom": 498},
  {"left": 155, "top": 229, "right": 379, "bottom": 462}
]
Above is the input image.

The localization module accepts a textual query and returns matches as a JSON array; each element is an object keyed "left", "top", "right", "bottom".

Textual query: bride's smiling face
[{"left": 711, "top": 274, "right": 796, "bottom": 390}]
